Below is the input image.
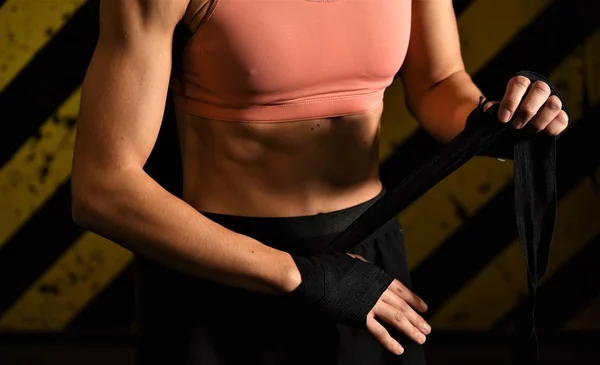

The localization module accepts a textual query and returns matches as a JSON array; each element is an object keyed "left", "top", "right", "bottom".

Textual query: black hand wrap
[
  {"left": 474, "top": 70, "right": 572, "bottom": 160},
  {"left": 290, "top": 252, "right": 393, "bottom": 328}
]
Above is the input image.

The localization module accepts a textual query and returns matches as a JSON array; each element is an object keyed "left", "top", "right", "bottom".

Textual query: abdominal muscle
[{"left": 174, "top": 103, "right": 385, "bottom": 217}]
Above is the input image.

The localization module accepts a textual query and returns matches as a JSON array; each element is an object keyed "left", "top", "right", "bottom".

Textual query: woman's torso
[{"left": 173, "top": 0, "right": 411, "bottom": 217}]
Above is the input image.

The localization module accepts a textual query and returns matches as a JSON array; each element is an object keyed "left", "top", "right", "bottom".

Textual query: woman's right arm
[
  {"left": 72, "top": 0, "right": 431, "bottom": 354},
  {"left": 71, "top": 0, "right": 301, "bottom": 295}
]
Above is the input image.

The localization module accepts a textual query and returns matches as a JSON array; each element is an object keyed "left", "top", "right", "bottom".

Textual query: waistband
[{"left": 202, "top": 189, "right": 387, "bottom": 255}]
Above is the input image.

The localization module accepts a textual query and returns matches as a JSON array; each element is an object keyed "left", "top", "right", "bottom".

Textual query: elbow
[
  {"left": 71, "top": 171, "right": 112, "bottom": 230},
  {"left": 71, "top": 167, "right": 139, "bottom": 231},
  {"left": 71, "top": 201, "right": 91, "bottom": 231},
  {"left": 71, "top": 176, "right": 96, "bottom": 230}
]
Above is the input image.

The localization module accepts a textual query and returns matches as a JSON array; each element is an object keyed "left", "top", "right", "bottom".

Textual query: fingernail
[
  {"left": 423, "top": 323, "right": 431, "bottom": 334},
  {"left": 512, "top": 118, "right": 524, "bottom": 129},
  {"left": 499, "top": 109, "right": 511, "bottom": 123},
  {"left": 397, "top": 345, "right": 404, "bottom": 355},
  {"left": 422, "top": 302, "right": 428, "bottom": 312},
  {"left": 418, "top": 333, "right": 427, "bottom": 344}
]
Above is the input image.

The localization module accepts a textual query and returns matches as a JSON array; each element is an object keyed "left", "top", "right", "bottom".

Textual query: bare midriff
[
  {"left": 172, "top": 0, "right": 410, "bottom": 216},
  {"left": 175, "top": 104, "right": 384, "bottom": 217}
]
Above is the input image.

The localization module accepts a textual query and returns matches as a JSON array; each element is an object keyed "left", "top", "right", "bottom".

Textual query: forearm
[
  {"left": 72, "top": 169, "right": 300, "bottom": 295},
  {"left": 411, "top": 70, "right": 483, "bottom": 143}
]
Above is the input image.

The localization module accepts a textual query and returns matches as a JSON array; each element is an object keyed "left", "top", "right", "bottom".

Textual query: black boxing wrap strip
[{"left": 290, "top": 252, "right": 393, "bottom": 328}]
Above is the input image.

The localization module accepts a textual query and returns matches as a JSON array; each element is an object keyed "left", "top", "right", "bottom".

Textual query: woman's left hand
[{"left": 483, "top": 75, "right": 570, "bottom": 136}]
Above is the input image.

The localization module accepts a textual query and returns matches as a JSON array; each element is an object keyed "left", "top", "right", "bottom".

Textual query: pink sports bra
[{"left": 170, "top": 0, "right": 412, "bottom": 122}]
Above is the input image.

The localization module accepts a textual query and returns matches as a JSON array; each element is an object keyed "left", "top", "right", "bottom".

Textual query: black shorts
[{"left": 135, "top": 190, "right": 426, "bottom": 365}]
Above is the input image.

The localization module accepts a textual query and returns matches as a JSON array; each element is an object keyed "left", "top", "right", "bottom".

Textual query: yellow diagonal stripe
[
  {"left": 0, "top": 88, "right": 81, "bottom": 249},
  {"left": 379, "top": 0, "right": 551, "bottom": 162},
  {"left": 564, "top": 294, "right": 600, "bottom": 331},
  {"left": 0, "top": 232, "right": 133, "bottom": 331},
  {"left": 0, "top": 0, "right": 87, "bottom": 92},
  {"left": 430, "top": 166, "right": 600, "bottom": 330},
  {"left": 402, "top": 16, "right": 587, "bottom": 270}
]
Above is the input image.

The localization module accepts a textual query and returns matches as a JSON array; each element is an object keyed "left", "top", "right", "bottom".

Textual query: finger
[
  {"left": 389, "top": 279, "right": 428, "bottom": 313},
  {"left": 545, "top": 110, "right": 570, "bottom": 136},
  {"left": 346, "top": 253, "right": 368, "bottom": 262},
  {"left": 512, "top": 80, "right": 552, "bottom": 129},
  {"left": 498, "top": 76, "right": 531, "bottom": 123},
  {"left": 528, "top": 95, "right": 562, "bottom": 132},
  {"left": 381, "top": 291, "right": 431, "bottom": 335},
  {"left": 366, "top": 315, "right": 404, "bottom": 355},
  {"left": 373, "top": 300, "right": 427, "bottom": 345}
]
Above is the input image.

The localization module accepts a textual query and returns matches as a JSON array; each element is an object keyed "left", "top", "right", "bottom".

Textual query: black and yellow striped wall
[{"left": 0, "top": 0, "right": 599, "bottom": 360}]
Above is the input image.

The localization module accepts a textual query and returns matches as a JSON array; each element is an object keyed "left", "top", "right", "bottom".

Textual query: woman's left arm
[{"left": 400, "top": 0, "right": 569, "bottom": 143}]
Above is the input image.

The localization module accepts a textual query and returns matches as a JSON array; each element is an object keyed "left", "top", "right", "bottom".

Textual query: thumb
[{"left": 483, "top": 100, "right": 500, "bottom": 112}]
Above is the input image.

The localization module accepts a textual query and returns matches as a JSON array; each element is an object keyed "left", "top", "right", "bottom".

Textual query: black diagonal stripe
[
  {"left": 409, "top": 104, "right": 600, "bottom": 317},
  {"left": 67, "top": 264, "right": 136, "bottom": 331},
  {"left": 493, "top": 234, "right": 600, "bottom": 333},
  {"left": 0, "top": 1, "right": 99, "bottom": 168},
  {"left": 0, "top": 181, "right": 84, "bottom": 316}
]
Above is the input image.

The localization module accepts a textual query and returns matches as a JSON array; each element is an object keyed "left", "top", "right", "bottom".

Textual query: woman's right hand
[{"left": 348, "top": 253, "right": 430, "bottom": 355}]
